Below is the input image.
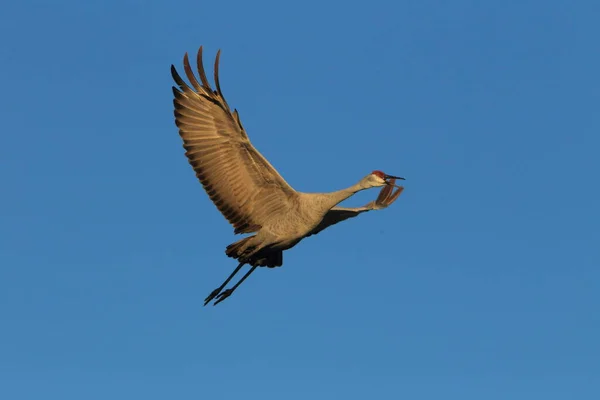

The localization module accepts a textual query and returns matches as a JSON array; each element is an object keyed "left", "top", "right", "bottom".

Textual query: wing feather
[
  {"left": 171, "top": 46, "right": 296, "bottom": 234},
  {"left": 196, "top": 46, "right": 212, "bottom": 89}
]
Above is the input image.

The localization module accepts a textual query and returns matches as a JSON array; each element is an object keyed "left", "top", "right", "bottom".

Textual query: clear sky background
[{"left": 1, "top": 1, "right": 599, "bottom": 399}]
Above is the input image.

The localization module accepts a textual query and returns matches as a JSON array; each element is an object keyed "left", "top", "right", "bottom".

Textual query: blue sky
[{"left": 1, "top": 0, "right": 599, "bottom": 398}]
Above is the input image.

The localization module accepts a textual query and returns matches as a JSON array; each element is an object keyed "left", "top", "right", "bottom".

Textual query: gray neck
[{"left": 315, "top": 181, "right": 367, "bottom": 212}]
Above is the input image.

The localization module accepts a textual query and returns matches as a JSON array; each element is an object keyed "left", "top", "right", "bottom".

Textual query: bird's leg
[
  {"left": 203, "top": 262, "right": 245, "bottom": 306},
  {"left": 213, "top": 265, "right": 258, "bottom": 306},
  {"left": 207, "top": 243, "right": 265, "bottom": 306}
]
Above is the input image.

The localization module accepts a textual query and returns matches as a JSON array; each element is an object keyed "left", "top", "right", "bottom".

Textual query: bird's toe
[
  {"left": 204, "top": 288, "right": 222, "bottom": 306},
  {"left": 213, "top": 289, "right": 234, "bottom": 306}
]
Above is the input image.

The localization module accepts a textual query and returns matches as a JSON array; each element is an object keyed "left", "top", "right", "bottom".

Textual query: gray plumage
[{"left": 171, "top": 46, "right": 405, "bottom": 305}]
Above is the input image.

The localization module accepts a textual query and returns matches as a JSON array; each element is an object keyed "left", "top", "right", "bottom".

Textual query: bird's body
[
  {"left": 171, "top": 46, "right": 405, "bottom": 305},
  {"left": 226, "top": 184, "right": 381, "bottom": 265}
]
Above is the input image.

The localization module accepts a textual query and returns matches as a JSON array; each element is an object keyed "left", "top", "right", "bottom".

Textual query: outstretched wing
[
  {"left": 171, "top": 46, "right": 296, "bottom": 234},
  {"left": 307, "top": 184, "right": 404, "bottom": 237}
]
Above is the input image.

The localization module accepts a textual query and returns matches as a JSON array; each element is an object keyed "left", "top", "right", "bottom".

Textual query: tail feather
[
  {"left": 254, "top": 252, "right": 283, "bottom": 268},
  {"left": 225, "top": 237, "right": 283, "bottom": 268},
  {"left": 225, "top": 237, "right": 252, "bottom": 259}
]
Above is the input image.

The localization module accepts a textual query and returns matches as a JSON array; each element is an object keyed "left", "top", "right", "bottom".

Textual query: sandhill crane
[{"left": 171, "top": 46, "right": 405, "bottom": 306}]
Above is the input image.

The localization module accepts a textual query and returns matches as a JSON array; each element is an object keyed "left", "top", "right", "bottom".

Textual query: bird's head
[{"left": 363, "top": 170, "right": 405, "bottom": 188}]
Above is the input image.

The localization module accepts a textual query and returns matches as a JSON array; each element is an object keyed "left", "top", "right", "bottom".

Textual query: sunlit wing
[{"left": 171, "top": 46, "right": 296, "bottom": 234}]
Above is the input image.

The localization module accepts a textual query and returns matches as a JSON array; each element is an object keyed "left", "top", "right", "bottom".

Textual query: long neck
[{"left": 311, "top": 181, "right": 366, "bottom": 212}]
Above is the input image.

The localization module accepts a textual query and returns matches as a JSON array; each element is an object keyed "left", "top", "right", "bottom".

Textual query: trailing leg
[
  {"left": 203, "top": 261, "right": 245, "bottom": 306},
  {"left": 213, "top": 265, "right": 258, "bottom": 306}
]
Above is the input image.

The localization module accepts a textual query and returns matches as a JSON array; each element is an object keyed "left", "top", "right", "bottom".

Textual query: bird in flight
[{"left": 171, "top": 46, "right": 405, "bottom": 306}]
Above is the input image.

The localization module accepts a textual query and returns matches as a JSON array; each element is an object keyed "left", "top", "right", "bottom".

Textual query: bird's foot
[
  {"left": 213, "top": 288, "right": 234, "bottom": 306},
  {"left": 204, "top": 288, "right": 222, "bottom": 306}
]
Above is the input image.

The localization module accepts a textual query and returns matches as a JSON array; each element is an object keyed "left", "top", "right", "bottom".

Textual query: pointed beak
[
  {"left": 384, "top": 174, "right": 405, "bottom": 181},
  {"left": 383, "top": 174, "right": 405, "bottom": 189}
]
